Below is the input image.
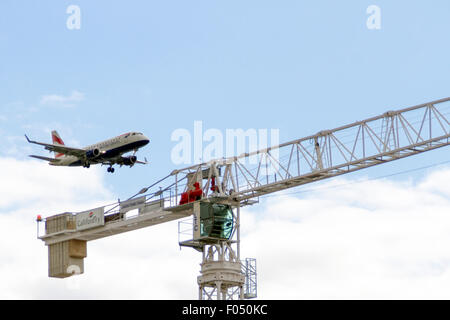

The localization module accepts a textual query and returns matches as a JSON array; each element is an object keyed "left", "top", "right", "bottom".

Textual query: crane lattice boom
[{"left": 173, "top": 97, "right": 450, "bottom": 202}]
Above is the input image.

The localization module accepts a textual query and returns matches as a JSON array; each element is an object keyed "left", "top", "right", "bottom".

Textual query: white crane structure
[{"left": 38, "top": 97, "right": 450, "bottom": 300}]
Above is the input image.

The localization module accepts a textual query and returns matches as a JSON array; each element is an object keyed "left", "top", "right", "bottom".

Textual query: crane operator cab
[{"left": 193, "top": 202, "right": 234, "bottom": 241}]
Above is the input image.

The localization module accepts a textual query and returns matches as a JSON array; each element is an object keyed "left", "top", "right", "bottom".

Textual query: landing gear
[
  {"left": 83, "top": 162, "right": 90, "bottom": 168},
  {"left": 107, "top": 166, "right": 115, "bottom": 173}
]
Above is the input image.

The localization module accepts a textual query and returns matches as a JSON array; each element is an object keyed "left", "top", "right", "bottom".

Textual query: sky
[{"left": 0, "top": 1, "right": 449, "bottom": 299}]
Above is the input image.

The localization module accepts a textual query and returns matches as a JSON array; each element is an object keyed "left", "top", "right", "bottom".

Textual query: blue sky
[
  {"left": 0, "top": 1, "right": 449, "bottom": 299},
  {"left": 1, "top": 1, "right": 449, "bottom": 199}
]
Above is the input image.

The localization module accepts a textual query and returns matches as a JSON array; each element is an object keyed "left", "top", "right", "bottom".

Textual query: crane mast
[{"left": 38, "top": 97, "right": 450, "bottom": 299}]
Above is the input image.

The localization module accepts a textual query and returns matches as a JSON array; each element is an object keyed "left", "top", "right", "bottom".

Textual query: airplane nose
[{"left": 143, "top": 136, "right": 150, "bottom": 145}]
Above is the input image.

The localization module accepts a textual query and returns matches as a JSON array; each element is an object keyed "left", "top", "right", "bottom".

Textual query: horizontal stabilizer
[{"left": 29, "top": 155, "right": 58, "bottom": 162}]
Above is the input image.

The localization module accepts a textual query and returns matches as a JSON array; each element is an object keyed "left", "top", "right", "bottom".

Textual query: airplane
[{"left": 25, "top": 130, "right": 150, "bottom": 173}]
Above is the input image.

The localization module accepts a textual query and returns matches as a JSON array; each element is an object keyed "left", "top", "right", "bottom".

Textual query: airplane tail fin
[{"left": 51, "top": 130, "right": 65, "bottom": 158}]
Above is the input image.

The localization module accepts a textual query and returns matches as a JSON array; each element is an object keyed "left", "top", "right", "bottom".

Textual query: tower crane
[{"left": 38, "top": 97, "right": 450, "bottom": 299}]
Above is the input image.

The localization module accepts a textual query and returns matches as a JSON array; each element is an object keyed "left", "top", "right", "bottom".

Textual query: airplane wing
[
  {"left": 102, "top": 155, "right": 148, "bottom": 167},
  {"left": 25, "top": 134, "right": 86, "bottom": 157},
  {"left": 135, "top": 159, "right": 148, "bottom": 165}
]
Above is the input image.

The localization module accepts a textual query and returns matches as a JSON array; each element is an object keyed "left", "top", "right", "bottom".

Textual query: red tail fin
[{"left": 51, "top": 130, "right": 65, "bottom": 158}]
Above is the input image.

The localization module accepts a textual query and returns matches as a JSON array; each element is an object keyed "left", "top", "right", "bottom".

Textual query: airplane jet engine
[
  {"left": 85, "top": 148, "right": 101, "bottom": 159},
  {"left": 123, "top": 155, "right": 137, "bottom": 166}
]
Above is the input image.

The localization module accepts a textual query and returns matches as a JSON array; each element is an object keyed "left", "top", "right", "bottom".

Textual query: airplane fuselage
[
  {"left": 26, "top": 130, "right": 149, "bottom": 173},
  {"left": 52, "top": 132, "right": 149, "bottom": 166}
]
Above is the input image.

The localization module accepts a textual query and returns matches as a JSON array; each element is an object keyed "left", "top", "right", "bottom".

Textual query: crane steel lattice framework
[{"left": 38, "top": 97, "right": 450, "bottom": 299}]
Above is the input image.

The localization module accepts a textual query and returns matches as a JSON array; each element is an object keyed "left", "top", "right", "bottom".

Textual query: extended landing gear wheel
[
  {"left": 107, "top": 167, "right": 115, "bottom": 173},
  {"left": 84, "top": 163, "right": 90, "bottom": 168}
]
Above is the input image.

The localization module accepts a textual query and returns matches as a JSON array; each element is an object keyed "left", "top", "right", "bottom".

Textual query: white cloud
[
  {"left": 240, "top": 167, "right": 450, "bottom": 299},
  {"left": 39, "top": 90, "right": 85, "bottom": 108},
  {"left": 0, "top": 158, "right": 111, "bottom": 211},
  {"left": 0, "top": 156, "right": 449, "bottom": 299},
  {"left": 0, "top": 157, "right": 199, "bottom": 299},
  {"left": 0, "top": 158, "right": 112, "bottom": 299}
]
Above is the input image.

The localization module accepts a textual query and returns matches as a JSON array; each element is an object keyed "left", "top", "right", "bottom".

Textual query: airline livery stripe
[{"left": 52, "top": 135, "right": 64, "bottom": 145}]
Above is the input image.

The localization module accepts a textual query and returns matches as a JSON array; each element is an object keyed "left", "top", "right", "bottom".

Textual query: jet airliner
[{"left": 25, "top": 131, "right": 149, "bottom": 173}]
